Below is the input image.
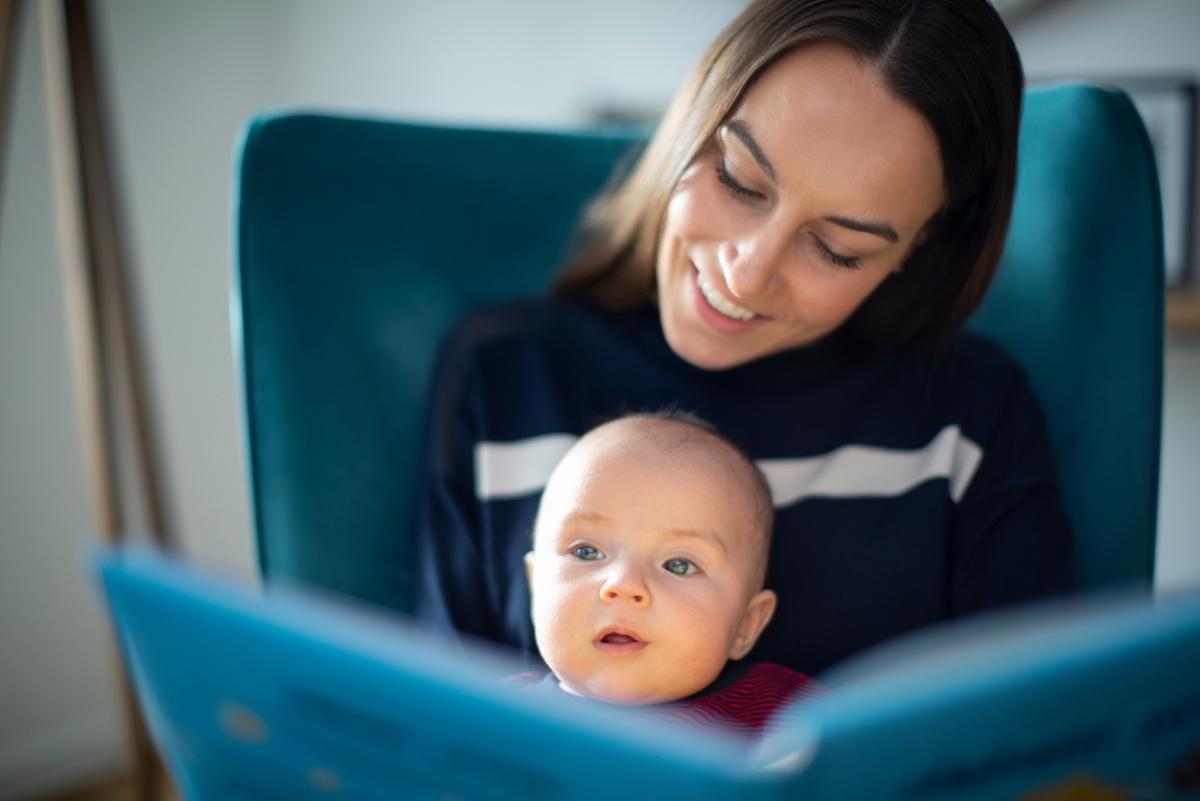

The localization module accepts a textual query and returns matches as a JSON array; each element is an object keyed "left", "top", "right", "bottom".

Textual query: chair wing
[
  {"left": 233, "top": 84, "right": 1162, "bottom": 611},
  {"left": 234, "top": 116, "right": 638, "bottom": 610},
  {"left": 968, "top": 84, "right": 1163, "bottom": 589}
]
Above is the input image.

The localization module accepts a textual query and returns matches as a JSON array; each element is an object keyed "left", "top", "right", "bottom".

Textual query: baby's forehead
[
  {"left": 566, "top": 421, "right": 735, "bottom": 481},
  {"left": 536, "top": 419, "right": 772, "bottom": 573},
  {"left": 583, "top": 417, "right": 732, "bottom": 460},
  {"left": 555, "top": 419, "right": 763, "bottom": 511}
]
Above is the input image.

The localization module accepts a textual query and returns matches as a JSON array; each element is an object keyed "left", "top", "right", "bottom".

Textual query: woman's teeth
[{"left": 697, "top": 270, "right": 756, "bottom": 321}]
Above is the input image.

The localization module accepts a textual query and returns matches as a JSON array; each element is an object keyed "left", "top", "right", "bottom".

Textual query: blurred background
[{"left": 1, "top": 0, "right": 1197, "bottom": 798}]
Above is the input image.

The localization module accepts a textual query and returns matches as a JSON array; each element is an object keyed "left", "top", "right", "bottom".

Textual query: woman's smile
[{"left": 692, "top": 266, "right": 768, "bottom": 335}]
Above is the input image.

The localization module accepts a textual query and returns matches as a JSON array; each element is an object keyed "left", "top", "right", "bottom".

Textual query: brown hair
[{"left": 554, "top": 0, "right": 1023, "bottom": 354}]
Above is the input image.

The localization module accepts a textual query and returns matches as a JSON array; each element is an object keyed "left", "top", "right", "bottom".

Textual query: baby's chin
[{"left": 558, "top": 676, "right": 695, "bottom": 706}]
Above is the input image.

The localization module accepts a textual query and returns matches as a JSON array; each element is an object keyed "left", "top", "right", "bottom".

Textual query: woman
[{"left": 414, "top": 0, "right": 1073, "bottom": 676}]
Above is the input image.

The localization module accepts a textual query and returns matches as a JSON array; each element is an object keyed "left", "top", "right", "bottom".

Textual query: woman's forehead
[{"left": 729, "top": 42, "right": 945, "bottom": 234}]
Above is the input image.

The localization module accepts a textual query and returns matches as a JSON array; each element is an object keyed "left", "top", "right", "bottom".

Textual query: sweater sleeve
[
  {"left": 950, "top": 366, "right": 1075, "bottom": 613},
  {"left": 412, "top": 325, "right": 499, "bottom": 642}
]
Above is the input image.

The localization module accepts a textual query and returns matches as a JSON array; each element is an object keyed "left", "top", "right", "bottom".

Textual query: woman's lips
[{"left": 690, "top": 266, "right": 766, "bottom": 335}]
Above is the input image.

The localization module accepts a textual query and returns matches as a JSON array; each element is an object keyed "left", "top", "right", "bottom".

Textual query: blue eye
[
  {"left": 663, "top": 558, "right": 698, "bottom": 576},
  {"left": 572, "top": 545, "right": 602, "bottom": 561}
]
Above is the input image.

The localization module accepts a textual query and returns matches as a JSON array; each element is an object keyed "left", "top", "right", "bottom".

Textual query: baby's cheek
[{"left": 536, "top": 584, "right": 583, "bottom": 635}]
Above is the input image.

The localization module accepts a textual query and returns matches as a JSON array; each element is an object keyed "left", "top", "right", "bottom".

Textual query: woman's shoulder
[
  {"left": 446, "top": 295, "right": 570, "bottom": 344},
  {"left": 946, "top": 330, "right": 1024, "bottom": 371},
  {"left": 905, "top": 330, "right": 1045, "bottom": 443},
  {"left": 443, "top": 295, "right": 606, "bottom": 349},
  {"left": 890, "top": 329, "right": 1031, "bottom": 396},
  {"left": 440, "top": 294, "right": 657, "bottom": 366}
]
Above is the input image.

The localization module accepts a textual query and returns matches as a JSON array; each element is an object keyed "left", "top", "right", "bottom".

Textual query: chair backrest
[
  {"left": 968, "top": 84, "right": 1163, "bottom": 589},
  {"left": 233, "top": 84, "right": 1162, "bottom": 612}
]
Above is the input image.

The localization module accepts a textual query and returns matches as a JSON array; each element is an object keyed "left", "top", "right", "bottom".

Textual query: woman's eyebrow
[
  {"left": 823, "top": 215, "right": 899, "bottom": 244},
  {"left": 726, "top": 121, "right": 900, "bottom": 244},
  {"left": 725, "top": 120, "right": 778, "bottom": 184}
]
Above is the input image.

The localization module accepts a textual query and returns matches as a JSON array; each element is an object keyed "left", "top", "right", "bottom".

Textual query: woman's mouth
[
  {"left": 691, "top": 267, "right": 766, "bottom": 334},
  {"left": 696, "top": 270, "right": 756, "bottom": 321}
]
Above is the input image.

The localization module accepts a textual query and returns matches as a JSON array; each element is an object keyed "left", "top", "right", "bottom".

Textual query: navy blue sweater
[{"left": 414, "top": 297, "right": 1073, "bottom": 675}]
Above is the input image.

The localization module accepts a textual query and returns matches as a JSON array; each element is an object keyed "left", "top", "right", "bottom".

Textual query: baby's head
[{"left": 525, "top": 411, "right": 777, "bottom": 705}]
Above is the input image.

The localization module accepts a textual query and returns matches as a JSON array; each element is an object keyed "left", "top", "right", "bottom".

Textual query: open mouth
[
  {"left": 689, "top": 264, "right": 767, "bottom": 335},
  {"left": 594, "top": 628, "right": 647, "bottom": 654},
  {"left": 696, "top": 269, "right": 756, "bottom": 321}
]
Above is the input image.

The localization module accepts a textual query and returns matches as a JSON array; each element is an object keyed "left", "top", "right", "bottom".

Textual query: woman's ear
[{"left": 729, "top": 589, "right": 777, "bottom": 660}]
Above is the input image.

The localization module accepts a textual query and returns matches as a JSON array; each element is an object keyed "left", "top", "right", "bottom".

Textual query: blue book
[{"left": 93, "top": 547, "right": 1200, "bottom": 801}]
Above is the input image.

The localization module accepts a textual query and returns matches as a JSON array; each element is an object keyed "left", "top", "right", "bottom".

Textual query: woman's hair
[{"left": 554, "top": 0, "right": 1024, "bottom": 354}]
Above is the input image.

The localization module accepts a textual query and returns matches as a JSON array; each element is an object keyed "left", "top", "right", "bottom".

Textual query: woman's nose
[
  {"left": 718, "top": 229, "right": 787, "bottom": 299},
  {"left": 599, "top": 565, "right": 649, "bottom": 607}
]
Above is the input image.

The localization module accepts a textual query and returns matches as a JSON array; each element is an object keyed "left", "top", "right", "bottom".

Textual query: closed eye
[
  {"left": 812, "top": 236, "right": 861, "bottom": 270},
  {"left": 715, "top": 162, "right": 766, "bottom": 204}
]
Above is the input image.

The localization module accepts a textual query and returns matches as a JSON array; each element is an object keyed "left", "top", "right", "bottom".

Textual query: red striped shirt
[
  {"left": 649, "top": 662, "right": 821, "bottom": 735},
  {"left": 508, "top": 661, "right": 822, "bottom": 737}
]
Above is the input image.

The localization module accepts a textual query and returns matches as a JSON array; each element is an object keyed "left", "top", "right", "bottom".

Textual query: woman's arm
[{"left": 412, "top": 328, "right": 499, "bottom": 641}]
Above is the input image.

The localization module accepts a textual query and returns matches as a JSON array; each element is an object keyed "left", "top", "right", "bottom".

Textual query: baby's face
[{"left": 526, "top": 423, "right": 776, "bottom": 705}]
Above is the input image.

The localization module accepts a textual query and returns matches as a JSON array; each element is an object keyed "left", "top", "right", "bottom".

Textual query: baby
[{"left": 521, "top": 411, "right": 814, "bottom": 733}]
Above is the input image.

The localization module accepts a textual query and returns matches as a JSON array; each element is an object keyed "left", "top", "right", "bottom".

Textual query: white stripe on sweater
[{"left": 474, "top": 424, "right": 982, "bottom": 506}]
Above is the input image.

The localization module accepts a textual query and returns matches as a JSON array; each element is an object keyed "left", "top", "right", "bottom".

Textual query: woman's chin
[{"left": 661, "top": 315, "right": 761, "bottom": 371}]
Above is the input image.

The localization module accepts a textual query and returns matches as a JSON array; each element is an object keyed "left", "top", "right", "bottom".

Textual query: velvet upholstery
[{"left": 233, "top": 84, "right": 1162, "bottom": 613}]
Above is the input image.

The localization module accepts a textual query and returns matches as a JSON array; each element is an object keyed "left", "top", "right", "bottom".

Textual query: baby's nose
[
  {"left": 602, "top": 585, "right": 646, "bottom": 605},
  {"left": 599, "top": 568, "right": 649, "bottom": 606}
]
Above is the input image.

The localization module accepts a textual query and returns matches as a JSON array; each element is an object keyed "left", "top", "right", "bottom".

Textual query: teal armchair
[{"left": 232, "top": 84, "right": 1163, "bottom": 613}]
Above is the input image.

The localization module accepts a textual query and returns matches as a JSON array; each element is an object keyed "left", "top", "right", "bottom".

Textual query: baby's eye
[
  {"left": 663, "top": 558, "right": 698, "bottom": 576},
  {"left": 571, "top": 545, "right": 603, "bottom": 561}
]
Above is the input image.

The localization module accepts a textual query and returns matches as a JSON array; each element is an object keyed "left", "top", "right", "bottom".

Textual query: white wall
[{"left": 2, "top": 1, "right": 1197, "bottom": 797}]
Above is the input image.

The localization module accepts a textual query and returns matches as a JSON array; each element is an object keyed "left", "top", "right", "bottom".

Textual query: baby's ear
[
  {"left": 729, "top": 589, "right": 777, "bottom": 660},
  {"left": 524, "top": 552, "right": 537, "bottom": 623}
]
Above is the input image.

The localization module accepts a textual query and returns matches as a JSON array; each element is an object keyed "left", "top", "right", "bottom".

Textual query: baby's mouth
[{"left": 594, "top": 628, "right": 648, "bottom": 654}]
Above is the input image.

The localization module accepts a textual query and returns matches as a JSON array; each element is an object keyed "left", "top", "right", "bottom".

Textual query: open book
[{"left": 93, "top": 547, "right": 1200, "bottom": 801}]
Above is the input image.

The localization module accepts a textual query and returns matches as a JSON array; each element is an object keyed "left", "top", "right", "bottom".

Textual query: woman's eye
[
  {"left": 663, "top": 558, "right": 698, "bottom": 576},
  {"left": 814, "top": 237, "right": 861, "bottom": 270},
  {"left": 714, "top": 163, "right": 765, "bottom": 204},
  {"left": 571, "top": 545, "right": 603, "bottom": 561}
]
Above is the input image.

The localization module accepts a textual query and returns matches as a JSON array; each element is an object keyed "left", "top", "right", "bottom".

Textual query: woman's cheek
[{"left": 669, "top": 178, "right": 736, "bottom": 243}]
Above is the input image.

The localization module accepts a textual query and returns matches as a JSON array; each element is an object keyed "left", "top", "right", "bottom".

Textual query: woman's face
[{"left": 656, "top": 42, "right": 946, "bottom": 370}]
